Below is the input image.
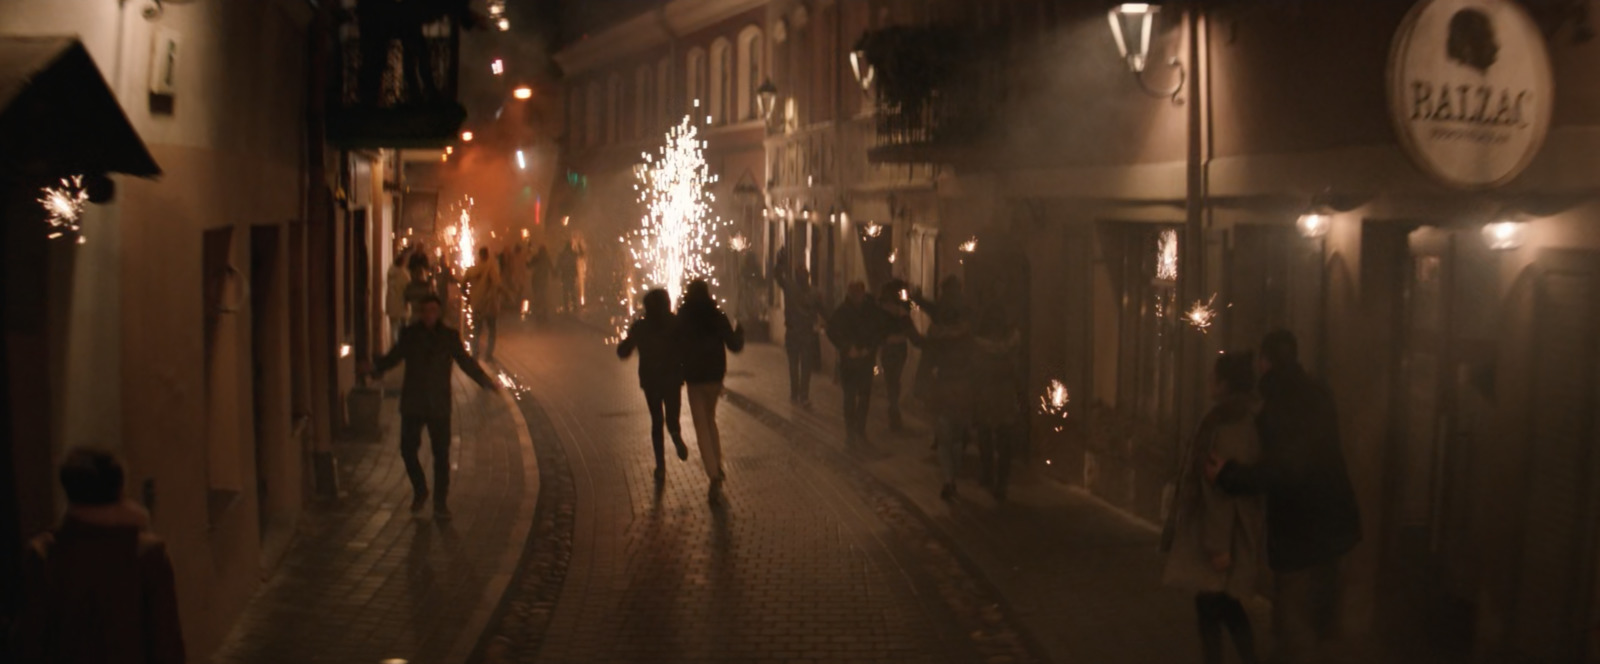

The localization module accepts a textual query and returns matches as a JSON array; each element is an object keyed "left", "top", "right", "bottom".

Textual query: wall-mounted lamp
[
  {"left": 757, "top": 80, "right": 778, "bottom": 120},
  {"left": 849, "top": 46, "right": 874, "bottom": 94},
  {"left": 1482, "top": 221, "right": 1527, "bottom": 251},
  {"left": 1107, "top": 3, "right": 1185, "bottom": 104},
  {"left": 1296, "top": 213, "right": 1330, "bottom": 239}
]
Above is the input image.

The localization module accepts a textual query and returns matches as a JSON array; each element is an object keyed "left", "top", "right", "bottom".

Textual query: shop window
[{"left": 1095, "top": 224, "right": 1181, "bottom": 434}]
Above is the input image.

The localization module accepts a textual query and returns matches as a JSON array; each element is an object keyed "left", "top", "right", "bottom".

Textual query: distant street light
[
  {"left": 513, "top": 86, "right": 533, "bottom": 100},
  {"left": 461, "top": 130, "right": 474, "bottom": 142},
  {"left": 516, "top": 149, "right": 527, "bottom": 170},
  {"left": 496, "top": 17, "right": 510, "bottom": 31},
  {"left": 491, "top": 59, "right": 504, "bottom": 76}
]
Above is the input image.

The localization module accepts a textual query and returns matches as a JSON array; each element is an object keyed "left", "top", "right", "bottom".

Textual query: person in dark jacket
[
  {"left": 1207, "top": 329, "right": 1360, "bottom": 663},
  {"left": 776, "top": 260, "right": 824, "bottom": 405},
  {"left": 828, "top": 281, "right": 884, "bottom": 446},
  {"left": 368, "top": 294, "right": 498, "bottom": 517},
  {"left": 11, "top": 447, "right": 185, "bottom": 664},
  {"left": 677, "top": 280, "right": 745, "bottom": 505},
  {"left": 617, "top": 289, "right": 690, "bottom": 481},
  {"left": 972, "top": 300, "right": 1024, "bottom": 502},
  {"left": 878, "top": 279, "right": 921, "bottom": 432}
]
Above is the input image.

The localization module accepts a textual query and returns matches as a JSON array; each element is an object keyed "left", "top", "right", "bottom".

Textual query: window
[
  {"left": 607, "top": 73, "right": 622, "bottom": 144},
  {"left": 656, "top": 58, "right": 671, "bottom": 125},
  {"left": 710, "top": 38, "right": 733, "bottom": 125},
  {"left": 634, "top": 66, "right": 651, "bottom": 139},
  {"left": 686, "top": 47, "right": 707, "bottom": 113},
  {"left": 738, "top": 27, "right": 764, "bottom": 121}
]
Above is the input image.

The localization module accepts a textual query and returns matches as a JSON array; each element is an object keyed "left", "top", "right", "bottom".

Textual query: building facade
[{"left": 564, "top": 0, "right": 1600, "bottom": 660}]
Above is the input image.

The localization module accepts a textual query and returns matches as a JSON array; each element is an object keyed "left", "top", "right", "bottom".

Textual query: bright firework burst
[
  {"left": 630, "top": 116, "right": 728, "bottom": 305},
  {"left": 1156, "top": 229, "right": 1179, "bottom": 281},
  {"left": 1038, "top": 379, "right": 1071, "bottom": 432},
  {"left": 39, "top": 175, "right": 88, "bottom": 243},
  {"left": 1183, "top": 294, "right": 1229, "bottom": 333}
]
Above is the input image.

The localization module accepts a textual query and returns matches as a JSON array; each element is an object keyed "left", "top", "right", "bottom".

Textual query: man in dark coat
[
  {"left": 11, "top": 448, "right": 185, "bottom": 664},
  {"left": 368, "top": 293, "right": 498, "bottom": 517},
  {"left": 828, "top": 281, "right": 884, "bottom": 446},
  {"left": 777, "top": 260, "right": 823, "bottom": 405},
  {"left": 1208, "top": 329, "right": 1361, "bottom": 663},
  {"left": 617, "top": 289, "right": 689, "bottom": 480}
]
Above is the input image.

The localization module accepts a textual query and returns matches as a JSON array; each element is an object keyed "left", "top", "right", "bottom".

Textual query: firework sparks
[
  {"left": 864, "top": 222, "right": 883, "bottom": 238},
  {"left": 39, "top": 175, "right": 88, "bottom": 242},
  {"left": 1038, "top": 379, "right": 1071, "bottom": 432},
  {"left": 729, "top": 234, "right": 749, "bottom": 252},
  {"left": 1156, "top": 229, "right": 1179, "bottom": 281},
  {"left": 1183, "top": 294, "right": 1228, "bottom": 333},
  {"left": 888, "top": 249, "right": 898, "bottom": 264},
  {"left": 629, "top": 116, "right": 728, "bottom": 305},
  {"left": 958, "top": 236, "right": 978, "bottom": 254}
]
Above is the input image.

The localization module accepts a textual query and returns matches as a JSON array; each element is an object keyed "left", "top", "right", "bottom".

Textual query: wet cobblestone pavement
[{"left": 473, "top": 322, "right": 1045, "bottom": 663}]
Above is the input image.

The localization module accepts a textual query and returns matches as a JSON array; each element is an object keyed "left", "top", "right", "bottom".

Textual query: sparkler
[
  {"left": 1156, "top": 229, "right": 1179, "bottom": 281},
  {"left": 730, "top": 234, "right": 749, "bottom": 252},
  {"left": 1182, "top": 294, "right": 1229, "bottom": 333},
  {"left": 38, "top": 175, "right": 88, "bottom": 243},
  {"left": 888, "top": 249, "right": 898, "bottom": 264},
  {"left": 958, "top": 236, "right": 978, "bottom": 254},
  {"left": 629, "top": 116, "right": 728, "bottom": 305},
  {"left": 864, "top": 222, "right": 883, "bottom": 238},
  {"left": 1038, "top": 379, "right": 1071, "bottom": 432}
]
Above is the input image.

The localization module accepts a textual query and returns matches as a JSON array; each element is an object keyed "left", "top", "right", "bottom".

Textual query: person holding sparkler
[
  {"left": 677, "top": 280, "right": 745, "bottom": 505},
  {"left": 878, "top": 279, "right": 922, "bottom": 433},
  {"left": 463, "top": 246, "right": 506, "bottom": 362},
  {"left": 916, "top": 276, "right": 975, "bottom": 501},
  {"left": 972, "top": 299, "right": 1025, "bottom": 503},
  {"left": 827, "top": 281, "right": 886, "bottom": 447},
  {"left": 617, "top": 289, "right": 690, "bottom": 482}
]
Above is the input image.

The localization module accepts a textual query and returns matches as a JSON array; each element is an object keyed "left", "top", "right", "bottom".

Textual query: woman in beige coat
[{"left": 1163, "top": 351, "right": 1265, "bottom": 664}]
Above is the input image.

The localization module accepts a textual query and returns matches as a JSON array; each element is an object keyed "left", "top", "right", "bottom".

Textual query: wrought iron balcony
[
  {"left": 858, "top": 25, "right": 991, "bottom": 164},
  {"left": 328, "top": 2, "right": 471, "bottom": 148}
]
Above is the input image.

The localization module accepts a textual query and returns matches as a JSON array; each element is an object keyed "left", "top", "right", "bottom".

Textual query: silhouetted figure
[
  {"left": 916, "top": 276, "right": 974, "bottom": 501},
  {"left": 827, "top": 281, "right": 883, "bottom": 446},
  {"left": 463, "top": 246, "right": 504, "bottom": 362},
  {"left": 557, "top": 241, "right": 582, "bottom": 314},
  {"left": 11, "top": 448, "right": 185, "bottom": 664},
  {"left": 402, "top": 262, "right": 434, "bottom": 323},
  {"left": 368, "top": 294, "right": 498, "bottom": 518},
  {"left": 528, "top": 245, "right": 553, "bottom": 323},
  {"left": 1166, "top": 352, "right": 1264, "bottom": 664},
  {"left": 618, "top": 289, "right": 690, "bottom": 481},
  {"left": 505, "top": 243, "right": 530, "bottom": 315},
  {"left": 877, "top": 279, "right": 921, "bottom": 432},
  {"left": 972, "top": 300, "right": 1023, "bottom": 502},
  {"left": 776, "top": 260, "right": 823, "bottom": 405},
  {"left": 1208, "top": 330, "right": 1360, "bottom": 664},
  {"left": 677, "top": 280, "right": 745, "bottom": 505}
]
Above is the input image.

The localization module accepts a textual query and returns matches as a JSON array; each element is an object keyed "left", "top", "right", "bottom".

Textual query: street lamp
[
  {"left": 1296, "top": 213, "right": 1330, "bottom": 239},
  {"left": 1107, "top": 3, "right": 1185, "bottom": 103},
  {"left": 1482, "top": 221, "right": 1527, "bottom": 251},
  {"left": 513, "top": 85, "right": 533, "bottom": 100},
  {"left": 756, "top": 79, "right": 778, "bottom": 121},
  {"left": 849, "top": 42, "right": 874, "bottom": 93},
  {"left": 461, "top": 130, "right": 473, "bottom": 142}
]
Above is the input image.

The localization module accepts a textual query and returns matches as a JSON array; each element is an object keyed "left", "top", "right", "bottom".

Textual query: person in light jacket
[
  {"left": 386, "top": 250, "right": 413, "bottom": 348},
  {"left": 617, "top": 289, "right": 690, "bottom": 481},
  {"left": 676, "top": 280, "right": 744, "bottom": 505},
  {"left": 462, "top": 246, "right": 505, "bottom": 362},
  {"left": 1165, "top": 351, "right": 1265, "bottom": 664},
  {"left": 11, "top": 447, "right": 186, "bottom": 664}
]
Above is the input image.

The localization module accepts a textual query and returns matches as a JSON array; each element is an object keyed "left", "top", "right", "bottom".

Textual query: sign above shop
[{"left": 1388, "top": 0, "right": 1553, "bottom": 189}]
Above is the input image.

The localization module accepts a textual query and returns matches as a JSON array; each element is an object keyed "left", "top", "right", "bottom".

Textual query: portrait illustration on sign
[{"left": 1448, "top": 10, "right": 1499, "bottom": 72}]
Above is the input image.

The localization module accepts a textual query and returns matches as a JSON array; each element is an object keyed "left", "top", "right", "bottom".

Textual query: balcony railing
[
  {"left": 859, "top": 25, "right": 991, "bottom": 164},
  {"left": 328, "top": 4, "right": 468, "bottom": 148}
]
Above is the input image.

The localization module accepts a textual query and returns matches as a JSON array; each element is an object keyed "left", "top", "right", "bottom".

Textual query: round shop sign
[{"left": 1388, "top": 0, "right": 1554, "bottom": 189}]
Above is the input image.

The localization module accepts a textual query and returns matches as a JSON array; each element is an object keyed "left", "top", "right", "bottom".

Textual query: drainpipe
[{"left": 1179, "top": 4, "right": 1210, "bottom": 439}]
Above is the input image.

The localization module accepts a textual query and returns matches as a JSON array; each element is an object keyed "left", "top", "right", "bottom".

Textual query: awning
[{"left": 0, "top": 37, "right": 161, "bottom": 178}]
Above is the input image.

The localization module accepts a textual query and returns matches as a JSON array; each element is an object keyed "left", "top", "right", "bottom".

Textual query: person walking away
[
  {"left": 557, "top": 240, "right": 582, "bottom": 314},
  {"left": 11, "top": 447, "right": 185, "bottom": 664},
  {"left": 462, "top": 246, "right": 505, "bottom": 362},
  {"left": 1207, "top": 330, "right": 1360, "bottom": 664},
  {"left": 386, "top": 250, "right": 413, "bottom": 347},
  {"left": 777, "top": 263, "right": 824, "bottom": 405},
  {"left": 878, "top": 279, "right": 921, "bottom": 432},
  {"left": 366, "top": 294, "right": 499, "bottom": 517},
  {"left": 972, "top": 301, "right": 1024, "bottom": 502},
  {"left": 617, "top": 289, "right": 690, "bottom": 481},
  {"left": 528, "top": 244, "right": 553, "bottom": 324},
  {"left": 917, "top": 276, "right": 975, "bottom": 500},
  {"left": 677, "top": 280, "right": 745, "bottom": 505},
  {"left": 827, "top": 281, "right": 884, "bottom": 446},
  {"left": 1166, "top": 352, "right": 1265, "bottom": 664}
]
